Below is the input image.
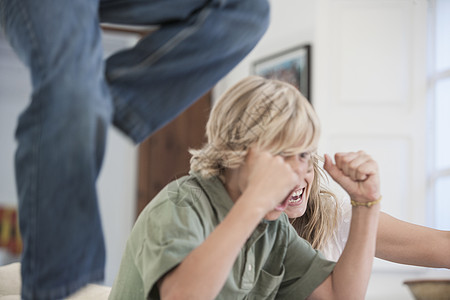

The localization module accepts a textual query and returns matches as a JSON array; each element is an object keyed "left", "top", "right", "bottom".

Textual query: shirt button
[{"left": 248, "top": 264, "right": 252, "bottom": 271}]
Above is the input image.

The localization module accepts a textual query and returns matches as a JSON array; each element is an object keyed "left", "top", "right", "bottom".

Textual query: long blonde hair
[{"left": 290, "top": 156, "right": 339, "bottom": 250}]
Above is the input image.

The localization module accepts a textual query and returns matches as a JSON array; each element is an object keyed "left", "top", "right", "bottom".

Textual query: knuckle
[
  {"left": 335, "top": 152, "right": 344, "bottom": 160},
  {"left": 356, "top": 164, "right": 365, "bottom": 173},
  {"left": 342, "top": 155, "right": 353, "bottom": 164},
  {"left": 349, "top": 160, "right": 359, "bottom": 169}
]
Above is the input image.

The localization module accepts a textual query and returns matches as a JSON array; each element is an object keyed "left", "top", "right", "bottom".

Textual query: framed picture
[{"left": 252, "top": 45, "right": 311, "bottom": 102}]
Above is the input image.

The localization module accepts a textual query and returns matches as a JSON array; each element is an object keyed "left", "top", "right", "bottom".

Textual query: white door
[
  {"left": 313, "top": 0, "right": 438, "bottom": 299},
  {"left": 314, "top": 0, "right": 427, "bottom": 227}
]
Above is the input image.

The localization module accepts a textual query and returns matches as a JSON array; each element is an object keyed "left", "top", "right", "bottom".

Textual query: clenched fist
[{"left": 324, "top": 151, "right": 380, "bottom": 204}]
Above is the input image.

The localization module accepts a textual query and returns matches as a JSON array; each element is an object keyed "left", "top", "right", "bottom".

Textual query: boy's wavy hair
[{"left": 190, "top": 76, "right": 319, "bottom": 177}]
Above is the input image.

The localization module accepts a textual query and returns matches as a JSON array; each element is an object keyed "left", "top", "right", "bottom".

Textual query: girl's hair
[
  {"left": 190, "top": 76, "right": 320, "bottom": 177},
  {"left": 290, "top": 156, "right": 339, "bottom": 250}
]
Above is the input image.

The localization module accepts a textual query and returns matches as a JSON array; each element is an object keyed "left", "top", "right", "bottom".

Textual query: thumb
[{"left": 323, "top": 154, "right": 353, "bottom": 189}]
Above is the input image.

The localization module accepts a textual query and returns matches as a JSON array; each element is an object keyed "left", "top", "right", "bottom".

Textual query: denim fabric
[{"left": 0, "top": 0, "right": 269, "bottom": 299}]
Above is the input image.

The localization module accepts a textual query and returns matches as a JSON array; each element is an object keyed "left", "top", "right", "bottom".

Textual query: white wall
[
  {"left": 99, "top": 32, "right": 139, "bottom": 286},
  {"left": 0, "top": 36, "right": 29, "bottom": 264}
]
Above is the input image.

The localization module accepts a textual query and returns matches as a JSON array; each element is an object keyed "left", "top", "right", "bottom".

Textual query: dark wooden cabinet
[{"left": 136, "top": 92, "right": 211, "bottom": 217}]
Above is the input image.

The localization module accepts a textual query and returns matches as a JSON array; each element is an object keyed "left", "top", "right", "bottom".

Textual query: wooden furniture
[{"left": 136, "top": 92, "right": 211, "bottom": 216}]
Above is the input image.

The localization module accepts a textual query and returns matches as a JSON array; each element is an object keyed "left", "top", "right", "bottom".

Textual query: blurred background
[{"left": 1, "top": 0, "right": 449, "bottom": 299}]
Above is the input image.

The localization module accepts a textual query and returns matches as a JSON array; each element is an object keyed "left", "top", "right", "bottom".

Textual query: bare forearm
[
  {"left": 309, "top": 151, "right": 381, "bottom": 300},
  {"left": 376, "top": 212, "right": 450, "bottom": 269},
  {"left": 159, "top": 191, "right": 265, "bottom": 300},
  {"left": 331, "top": 205, "right": 380, "bottom": 300}
]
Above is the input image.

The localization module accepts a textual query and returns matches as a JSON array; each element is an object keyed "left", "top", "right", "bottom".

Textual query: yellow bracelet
[{"left": 350, "top": 196, "right": 382, "bottom": 208}]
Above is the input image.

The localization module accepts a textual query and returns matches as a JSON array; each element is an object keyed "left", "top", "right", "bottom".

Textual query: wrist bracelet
[{"left": 350, "top": 196, "right": 382, "bottom": 208}]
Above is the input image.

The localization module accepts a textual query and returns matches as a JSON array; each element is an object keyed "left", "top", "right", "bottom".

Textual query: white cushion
[{"left": 0, "top": 263, "right": 111, "bottom": 300}]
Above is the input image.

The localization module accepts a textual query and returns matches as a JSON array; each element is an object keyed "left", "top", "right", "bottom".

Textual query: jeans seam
[
  {"left": 15, "top": 0, "right": 46, "bottom": 287},
  {"left": 112, "top": 100, "right": 151, "bottom": 143},
  {"left": 17, "top": 1, "right": 46, "bottom": 81},
  {"left": 108, "top": 5, "right": 213, "bottom": 80},
  {"left": 0, "top": 0, "right": 5, "bottom": 31}
]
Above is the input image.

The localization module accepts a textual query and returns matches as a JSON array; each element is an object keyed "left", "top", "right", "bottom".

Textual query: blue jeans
[{"left": 0, "top": 0, "right": 269, "bottom": 299}]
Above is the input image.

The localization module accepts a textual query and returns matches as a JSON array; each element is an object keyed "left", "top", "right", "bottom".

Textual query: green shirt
[{"left": 109, "top": 173, "right": 335, "bottom": 300}]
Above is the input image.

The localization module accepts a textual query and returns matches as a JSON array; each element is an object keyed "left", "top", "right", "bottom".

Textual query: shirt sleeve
[
  {"left": 130, "top": 186, "right": 207, "bottom": 298},
  {"left": 277, "top": 222, "right": 336, "bottom": 299}
]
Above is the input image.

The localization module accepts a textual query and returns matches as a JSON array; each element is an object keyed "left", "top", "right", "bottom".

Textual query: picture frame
[{"left": 252, "top": 45, "right": 311, "bottom": 102}]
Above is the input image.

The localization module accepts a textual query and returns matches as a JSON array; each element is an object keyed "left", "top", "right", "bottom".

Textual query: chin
[{"left": 285, "top": 205, "right": 307, "bottom": 219}]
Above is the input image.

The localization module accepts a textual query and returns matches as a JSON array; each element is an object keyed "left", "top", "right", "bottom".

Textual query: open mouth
[
  {"left": 275, "top": 187, "right": 305, "bottom": 211},
  {"left": 288, "top": 187, "right": 304, "bottom": 207}
]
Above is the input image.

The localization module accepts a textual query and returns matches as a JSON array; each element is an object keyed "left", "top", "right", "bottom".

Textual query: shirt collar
[
  {"left": 190, "top": 171, "right": 270, "bottom": 239},
  {"left": 190, "top": 171, "right": 235, "bottom": 216}
]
